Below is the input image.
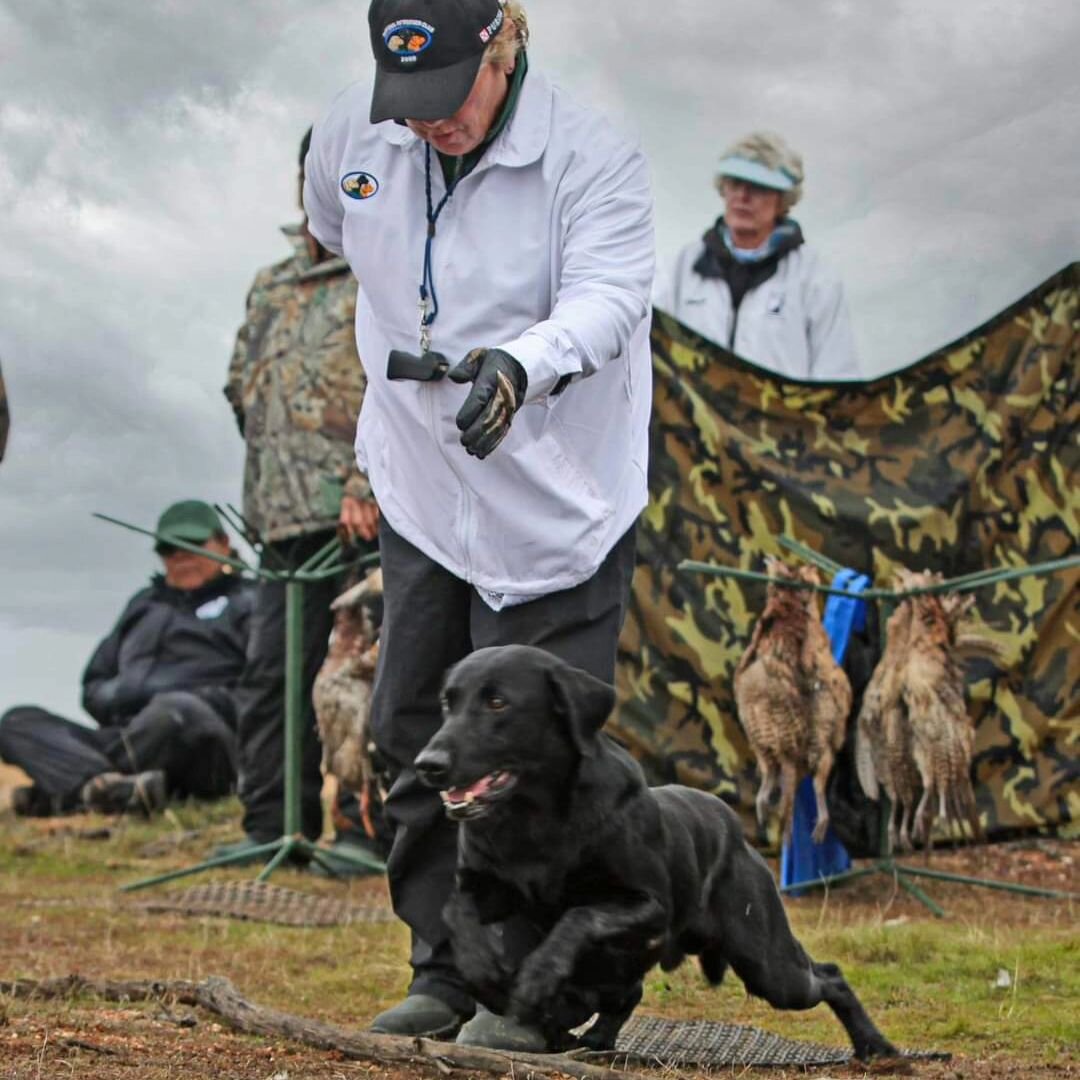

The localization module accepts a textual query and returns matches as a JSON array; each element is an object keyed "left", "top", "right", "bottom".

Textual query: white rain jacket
[
  {"left": 658, "top": 240, "right": 860, "bottom": 381},
  {"left": 305, "top": 70, "right": 654, "bottom": 607}
]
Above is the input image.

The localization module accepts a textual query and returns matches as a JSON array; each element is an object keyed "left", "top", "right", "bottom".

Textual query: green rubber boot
[
  {"left": 370, "top": 994, "right": 469, "bottom": 1039},
  {"left": 455, "top": 1007, "right": 552, "bottom": 1052}
]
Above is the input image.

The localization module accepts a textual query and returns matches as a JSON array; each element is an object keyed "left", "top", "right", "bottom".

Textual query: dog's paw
[
  {"left": 853, "top": 1033, "right": 900, "bottom": 1061},
  {"left": 456, "top": 945, "right": 508, "bottom": 992},
  {"left": 508, "top": 954, "right": 566, "bottom": 1020}
]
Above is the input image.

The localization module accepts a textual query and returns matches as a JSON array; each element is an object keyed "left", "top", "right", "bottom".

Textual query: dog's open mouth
[{"left": 440, "top": 771, "right": 518, "bottom": 820}]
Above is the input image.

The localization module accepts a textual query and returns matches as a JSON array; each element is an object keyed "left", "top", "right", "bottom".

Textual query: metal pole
[
  {"left": 680, "top": 552, "right": 1080, "bottom": 601},
  {"left": 120, "top": 840, "right": 283, "bottom": 893},
  {"left": 898, "top": 864, "right": 1077, "bottom": 901},
  {"left": 93, "top": 513, "right": 256, "bottom": 577},
  {"left": 894, "top": 870, "right": 947, "bottom": 918},
  {"left": 283, "top": 579, "right": 305, "bottom": 839}
]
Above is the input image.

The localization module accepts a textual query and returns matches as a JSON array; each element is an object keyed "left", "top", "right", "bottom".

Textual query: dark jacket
[{"left": 81, "top": 572, "right": 255, "bottom": 727}]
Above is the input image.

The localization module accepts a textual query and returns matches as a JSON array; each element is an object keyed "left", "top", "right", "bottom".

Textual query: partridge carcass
[
  {"left": 313, "top": 567, "right": 383, "bottom": 837},
  {"left": 734, "top": 558, "right": 853, "bottom": 844}
]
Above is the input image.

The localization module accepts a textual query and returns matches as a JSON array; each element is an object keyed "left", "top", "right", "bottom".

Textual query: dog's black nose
[{"left": 415, "top": 747, "right": 452, "bottom": 788}]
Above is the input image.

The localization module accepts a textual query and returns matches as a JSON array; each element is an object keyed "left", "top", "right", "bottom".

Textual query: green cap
[{"left": 154, "top": 500, "right": 224, "bottom": 553}]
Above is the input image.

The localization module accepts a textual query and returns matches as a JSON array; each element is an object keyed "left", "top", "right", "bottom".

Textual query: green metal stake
[
  {"left": 897, "top": 864, "right": 1077, "bottom": 901},
  {"left": 893, "top": 870, "right": 947, "bottom": 918},
  {"left": 283, "top": 579, "right": 305, "bottom": 841},
  {"left": 256, "top": 836, "right": 299, "bottom": 883},
  {"left": 777, "top": 535, "right": 845, "bottom": 576}
]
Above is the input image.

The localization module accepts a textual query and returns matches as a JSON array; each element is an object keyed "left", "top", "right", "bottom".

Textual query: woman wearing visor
[{"left": 660, "top": 131, "right": 859, "bottom": 381}]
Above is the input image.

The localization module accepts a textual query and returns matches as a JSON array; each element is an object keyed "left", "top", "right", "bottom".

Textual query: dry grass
[{"left": 0, "top": 774, "right": 1076, "bottom": 1078}]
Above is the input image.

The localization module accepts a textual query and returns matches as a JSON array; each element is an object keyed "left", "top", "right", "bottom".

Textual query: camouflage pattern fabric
[
  {"left": 0, "top": 358, "right": 9, "bottom": 462},
  {"left": 614, "top": 262, "right": 1079, "bottom": 843},
  {"left": 225, "top": 226, "right": 370, "bottom": 544}
]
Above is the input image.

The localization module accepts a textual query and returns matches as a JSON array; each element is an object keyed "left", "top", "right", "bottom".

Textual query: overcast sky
[{"left": 1, "top": 0, "right": 1078, "bottom": 722}]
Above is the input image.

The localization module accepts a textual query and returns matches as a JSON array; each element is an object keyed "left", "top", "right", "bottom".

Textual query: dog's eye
[
  {"left": 439, "top": 693, "right": 452, "bottom": 713},
  {"left": 486, "top": 693, "right": 508, "bottom": 712}
]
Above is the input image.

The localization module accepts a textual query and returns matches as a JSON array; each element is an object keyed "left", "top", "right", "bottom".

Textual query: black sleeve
[
  {"left": 81, "top": 590, "right": 150, "bottom": 725},
  {"left": 227, "top": 579, "right": 257, "bottom": 657},
  {"left": 194, "top": 579, "right": 256, "bottom": 730}
]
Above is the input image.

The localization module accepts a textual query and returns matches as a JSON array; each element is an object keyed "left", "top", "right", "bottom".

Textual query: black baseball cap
[{"left": 368, "top": 0, "right": 506, "bottom": 123}]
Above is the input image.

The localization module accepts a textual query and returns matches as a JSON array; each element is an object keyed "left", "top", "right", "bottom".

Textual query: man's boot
[
  {"left": 369, "top": 994, "right": 471, "bottom": 1039},
  {"left": 81, "top": 770, "right": 168, "bottom": 816},
  {"left": 11, "top": 785, "right": 59, "bottom": 818}
]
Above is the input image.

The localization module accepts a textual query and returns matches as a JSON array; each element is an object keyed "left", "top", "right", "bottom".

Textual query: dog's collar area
[{"left": 440, "top": 770, "right": 517, "bottom": 819}]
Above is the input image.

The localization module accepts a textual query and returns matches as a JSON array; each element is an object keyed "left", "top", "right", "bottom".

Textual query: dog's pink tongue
[{"left": 445, "top": 775, "right": 495, "bottom": 802}]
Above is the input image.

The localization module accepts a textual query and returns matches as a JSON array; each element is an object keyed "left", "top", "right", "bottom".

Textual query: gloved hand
[{"left": 448, "top": 347, "right": 528, "bottom": 459}]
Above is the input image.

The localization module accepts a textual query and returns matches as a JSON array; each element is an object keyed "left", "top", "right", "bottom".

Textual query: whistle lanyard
[{"left": 418, "top": 142, "right": 461, "bottom": 353}]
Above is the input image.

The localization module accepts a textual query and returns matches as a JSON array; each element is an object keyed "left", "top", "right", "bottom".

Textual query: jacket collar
[
  {"left": 374, "top": 67, "right": 552, "bottom": 174},
  {"left": 275, "top": 223, "right": 350, "bottom": 283},
  {"left": 150, "top": 571, "right": 242, "bottom": 605}
]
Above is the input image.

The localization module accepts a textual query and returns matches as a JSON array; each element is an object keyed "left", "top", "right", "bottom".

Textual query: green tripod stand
[
  {"left": 682, "top": 537, "right": 1080, "bottom": 917},
  {"left": 91, "top": 510, "right": 385, "bottom": 892}
]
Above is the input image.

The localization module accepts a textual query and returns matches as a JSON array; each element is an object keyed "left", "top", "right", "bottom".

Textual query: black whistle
[{"left": 387, "top": 349, "right": 450, "bottom": 382}]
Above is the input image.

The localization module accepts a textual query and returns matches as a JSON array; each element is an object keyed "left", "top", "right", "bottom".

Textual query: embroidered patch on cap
[
  {"left": 478, "top": 7, "right": 504, "bottom": 42},
  {"left": 383, "top": 19, "right": 434, "bottom": 63},
  {"left": 341, "top": 171, "right": 379, "bottom": 200}
]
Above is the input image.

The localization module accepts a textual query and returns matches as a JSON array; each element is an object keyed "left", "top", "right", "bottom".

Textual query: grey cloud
[{"left": 1, "top": 0, "right": 1078, "bottom": 717}]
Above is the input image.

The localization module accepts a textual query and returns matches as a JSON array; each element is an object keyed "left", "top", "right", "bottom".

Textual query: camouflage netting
[{"left": 613, "top": 262, "right": 1079, "bottom": 845}]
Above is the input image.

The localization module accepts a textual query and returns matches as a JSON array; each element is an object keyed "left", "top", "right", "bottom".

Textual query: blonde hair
[
  {"left": 715, "top": 130, "right": 804, "bottom": 213},
  {"left": 483, "top": 1, "right": 529, "bottom": 67}
]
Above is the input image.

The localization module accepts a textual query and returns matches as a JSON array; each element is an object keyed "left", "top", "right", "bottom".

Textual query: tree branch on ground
[{"left": 0, "top": 975, "right": 655, "bottom": 1080}]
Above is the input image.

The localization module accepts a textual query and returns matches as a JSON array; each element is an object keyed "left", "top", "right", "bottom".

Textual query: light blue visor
[{"left": 717, "top": 155, "right": 797, "bottom": 192}]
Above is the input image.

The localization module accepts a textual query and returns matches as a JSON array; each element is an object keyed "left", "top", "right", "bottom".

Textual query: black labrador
[{"left": 414, "top": 644, "right": 896, "bottom": 1059}]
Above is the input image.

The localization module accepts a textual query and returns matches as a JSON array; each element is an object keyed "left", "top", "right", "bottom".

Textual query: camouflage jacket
[
  {"left": 0, "top": 358, "right": 9, "bottom": 462},
  {"left": 225, "top": 226, "right": 370, "bottom": 544}
]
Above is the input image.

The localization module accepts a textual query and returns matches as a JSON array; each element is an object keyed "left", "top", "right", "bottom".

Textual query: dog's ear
[{"left": 546, "top": 662, "right": 616, "bottom": 758}]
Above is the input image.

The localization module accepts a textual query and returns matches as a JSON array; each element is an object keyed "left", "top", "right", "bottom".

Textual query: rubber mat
[{"left": 136, "top": 879, "right": 393, "bottom": 927}]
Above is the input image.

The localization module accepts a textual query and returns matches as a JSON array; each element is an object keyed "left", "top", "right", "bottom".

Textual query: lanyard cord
[{"left": 419, "top": 142, "right": 460, "bottom": 349}]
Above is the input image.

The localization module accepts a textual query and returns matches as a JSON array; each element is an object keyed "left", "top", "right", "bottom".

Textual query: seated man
[{"left": 0, "top": 500, "right": 255, "bottom": 816}]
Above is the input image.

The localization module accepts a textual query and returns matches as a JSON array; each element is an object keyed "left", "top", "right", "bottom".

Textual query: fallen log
[{"left": 0, "top": 974, "right": 656, "bottom": 1080}]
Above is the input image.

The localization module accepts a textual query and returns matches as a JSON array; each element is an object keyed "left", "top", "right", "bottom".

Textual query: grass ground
[{"left": 0, "top": 762, "right": 1076, "bottom": 1079}]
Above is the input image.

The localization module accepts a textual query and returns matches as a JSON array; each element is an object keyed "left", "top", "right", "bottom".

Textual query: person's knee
[
  {"left": 0, "top": 705, "right": 41, "bottom": 729},
  {"left": 0, "top": 706, "right": 39, "bottom": 755},
  {"left": 144, "top": 690, "right": 198, "bottom": 715},
  {"left": 127, "top": 703, "right": 185, "bottom": 743}
]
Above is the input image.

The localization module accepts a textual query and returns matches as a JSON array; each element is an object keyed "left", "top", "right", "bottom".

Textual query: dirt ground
[
  {"left": 1, "top": 1013, "right": 1077, "bottom": 1080},
  {"left": 1, "top": 762, "right": 1077, "bottom": 1080}
]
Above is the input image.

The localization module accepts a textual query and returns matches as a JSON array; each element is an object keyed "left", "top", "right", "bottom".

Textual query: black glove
[{"left": 448, "top": 348, "right": 527, "bottom": 459}]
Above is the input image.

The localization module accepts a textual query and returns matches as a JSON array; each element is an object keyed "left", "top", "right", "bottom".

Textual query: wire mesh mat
[
  {"left": 607, "top": 1015, "right": 848, "bottom": 1068},
  {"left": 601, "top": 1014, "right": 949, "bottom": 1068},
  {"left": 134, "top": 879, "right": 394, "bottom": 928}
]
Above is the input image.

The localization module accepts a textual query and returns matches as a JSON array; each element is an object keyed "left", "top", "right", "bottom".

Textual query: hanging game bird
[
  {"left": 734, "top": 558, "right": 853, "bottom": 844},
  {"left": 312, "top": 567, "right": 383, "bottom": 838},
  {"left": 855, "top": 584, "right": 922, "bottom": 852},
  {"left": 855, "top": 569, "right": 997, "bottom": 851}
]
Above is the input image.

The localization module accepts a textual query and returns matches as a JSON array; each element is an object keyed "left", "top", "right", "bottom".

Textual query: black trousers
[
  {"left": 0, "top": 691, "right": 237, "bottom": 813},
  {"left": 371, "top": 519, "right": 638, "bottom": 1012},
  {"left": 234, "top": 530, "right": 377, "bottom": 843}
]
